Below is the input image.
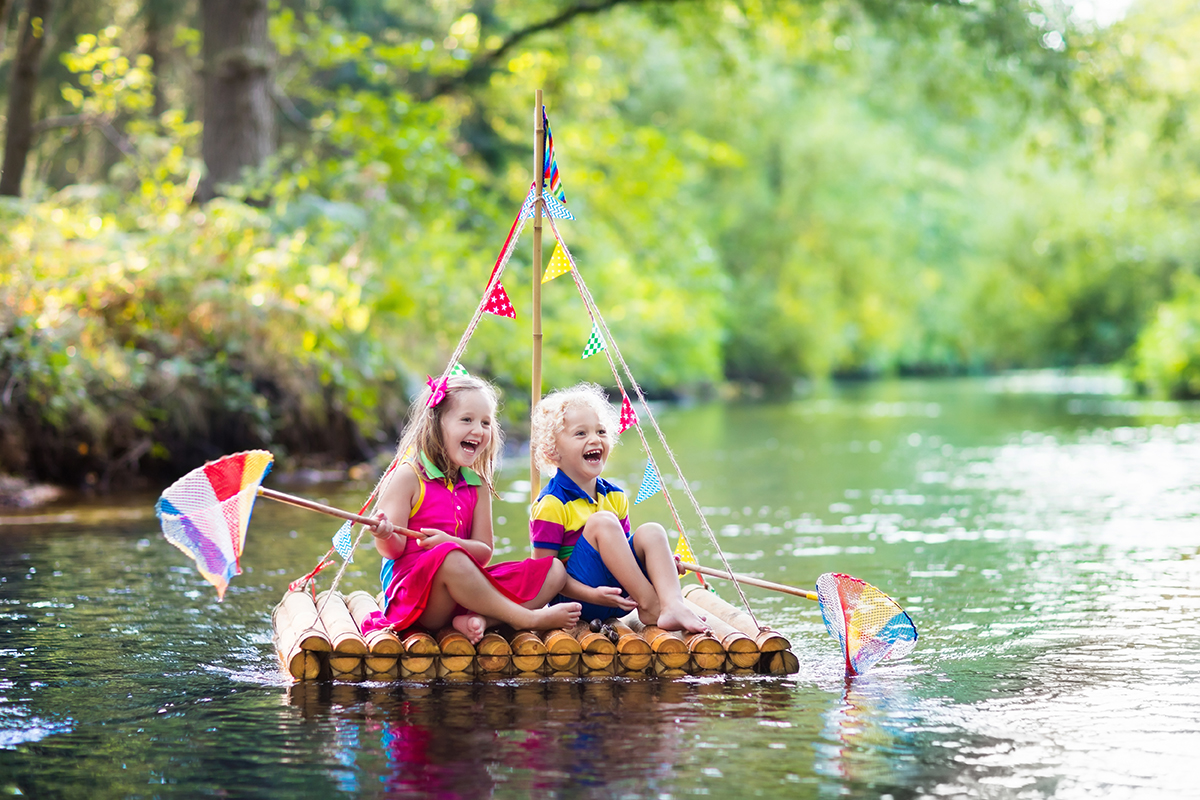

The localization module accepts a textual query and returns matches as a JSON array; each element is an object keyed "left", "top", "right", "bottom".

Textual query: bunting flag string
[
  {"left": 634, "top": 459, "right": 662, "bottom": 505},
  {"left": 619, "top": 392, "right": 638, "bottom": 433},
  {"left": 582, "top": 322, "right": 606, "bottom": 359},
  {"left": 541, "top": 210, "right": 762, "bottom": 628},
  {"left": 542, "top": 243, "right": 573, "bottom": 283},
  {"left": 332, "top": 520, "right": 354, "bottom": 561},
  {"left": 543, "top": 105, "right": 566, "bottom": 203},
  {"left": 483, "top": 281, "right": 516, "bottom": 318}
]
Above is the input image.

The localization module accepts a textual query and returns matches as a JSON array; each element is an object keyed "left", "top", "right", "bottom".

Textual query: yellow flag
[
  {"left": 674, "top": 533, "right": 696, "bottom": 569},
  {"left": 541, "top": 243, "right": 572, "bottom": 283}
]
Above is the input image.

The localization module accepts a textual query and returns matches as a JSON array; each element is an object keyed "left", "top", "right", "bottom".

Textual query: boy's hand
[{"left": 593, "top": 585, "right": 637, "bottom": 611}]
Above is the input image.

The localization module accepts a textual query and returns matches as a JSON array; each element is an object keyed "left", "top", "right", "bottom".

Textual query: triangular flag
[
  {"left": 519, "top": 183, "right": 536, "bottom": 220},
  {"left": 332, "top": 520, "right": 354, "bottom": 561},
  {"left": 543, "top": 105, "right": 566, "bottom": 204},
  {"left": 450, "top": 363, "right": 469, "bottom": 377},
  {"left": 520, "top": 188, "right": 576, "bottom": 221},
  {"left": 543, "top": 193, "right": 575, "bottom": 220},
  {"left": 619, "top": 392, "right": 638, "bottom": 433},
  {"left": 484, "top": 281, "right": 516, "bottom": 318},
  {"left": 634, "top": 459, "right": 662, "bottom": 505},
  {"left": 542, "top": 243, "right": 573, "bottom": 283},
  {"left": 674, "top": 533, "right": 696, "bottom": 566},
  {"left": 582, "top": 322, "right": 606, "bottom": 359}
]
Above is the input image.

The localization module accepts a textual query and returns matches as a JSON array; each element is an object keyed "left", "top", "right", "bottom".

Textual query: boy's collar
[
  {"left": 419, "top": 451, "right": 481, "bottom": 486},
  {"left": 551, "top": 467, "right": 603, "bottom": 502}
]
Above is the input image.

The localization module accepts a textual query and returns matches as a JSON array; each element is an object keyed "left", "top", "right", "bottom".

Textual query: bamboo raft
[{"left": 272, "top": 583, "right": 799, "bottom": 682}]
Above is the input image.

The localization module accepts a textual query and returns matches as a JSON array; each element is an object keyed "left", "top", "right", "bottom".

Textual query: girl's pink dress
[{"left": 361, "top": 458, "right": 553, "bottom": 634}]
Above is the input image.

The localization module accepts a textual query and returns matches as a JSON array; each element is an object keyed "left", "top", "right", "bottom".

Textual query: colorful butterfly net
[
  {"left": 817, "top": 572, "right": 917, "bottom": 675},
  {"left": 155, "top": 450, "right": 274, "bottom": 600}
]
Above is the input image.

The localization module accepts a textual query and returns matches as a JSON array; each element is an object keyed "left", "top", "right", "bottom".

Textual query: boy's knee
[
  {"left": 584, "top": 511, "right": 624, "bottom": 536},
  {"left": 633, "top": 522, "right": 667, "bottom": 544}
]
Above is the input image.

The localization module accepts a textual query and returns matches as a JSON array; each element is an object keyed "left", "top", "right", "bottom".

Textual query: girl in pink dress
[{"left": 362, "top": 375, "right": 581, "bottom": 642}]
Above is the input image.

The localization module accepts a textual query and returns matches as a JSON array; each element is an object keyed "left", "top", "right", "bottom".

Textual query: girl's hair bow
[{"left": 426, "top": 375, "right": 449, "bottom": 408}]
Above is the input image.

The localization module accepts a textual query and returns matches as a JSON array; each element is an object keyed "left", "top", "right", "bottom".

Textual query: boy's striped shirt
[{"left": 529, "top": 471, "right": 630, "bottom": 560}]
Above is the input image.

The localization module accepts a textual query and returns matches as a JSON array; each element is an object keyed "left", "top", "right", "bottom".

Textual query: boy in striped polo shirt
[{"left": 529, "top": 383, "right": 708, "bottom": 632}]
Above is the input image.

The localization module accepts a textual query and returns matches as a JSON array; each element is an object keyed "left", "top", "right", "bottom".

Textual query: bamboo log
[
  {"left": 684, "top": 631, "right": 726, "bottom": 671},
  {"left": 401, "top": 662, "right": 437, "bottom": 681},
  {"left": 541, "top": 629, "right": 582, "bottom": 673},
  {"left": 510, "top": 631, "right": 548, "bottom": 673},
  {"left": 272, "top": 590, "right": 331, "bottom": 653},
  {"left": 436, "top": 627, "right": 477, "bottom": 673},
  {"left": 364, "top": 655, "right": 399, "bottom": 680},
  {"left": 761, "top": 650, "right": 800, "bottom": 675},
  {"left": 399, "top": 630, "right": 439, "bottom": 673},
  {"left": 570, "top": 624, "right": 617, "bottom": 670},
  {"left": 476, "top": 632, "right": 513, "bottom": 674},
  {"left": 436, "top": 661, "right": 477, "bottom": 681},
  {"left": 315, "top": 591, "right": 368, "bottom": 655},
  {"left": 626, "top": 620, "right": 690, "bottom": 669},
  {"left": 682, "top": 584, "right": 790, "bottom": 653},
  {"left": 329, "top": 654, "right": 363, "bottom": 681},
  {"left": 345, "top": 591, "right": 404, "bottom": 655},
  {"left": 581, "top": 662, "right": 617, "bottom": 678},
  {"left": 276, "top": 640, "right": 322, "bottom": 681},
  {"left": 683, "top": 597, "right": 759, "bottom": 669},
  {"left": 607, "top": 618, "right": 652, "bottom": 672}
]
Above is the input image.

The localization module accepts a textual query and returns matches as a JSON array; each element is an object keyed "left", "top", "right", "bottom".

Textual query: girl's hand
[
  {"left": 593, "top": 585, "right": 637, "bottom": 611},
  {"left": 370, "top": 513, "right": 395, "bottom": 539},
  {"left": 417, "top": 529, "right": 455, "bottom": 549}
]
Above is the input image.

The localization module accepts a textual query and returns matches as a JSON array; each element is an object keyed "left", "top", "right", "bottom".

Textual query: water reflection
[{"left": 285, "top": 679, "right": 751, "bottom": 798}]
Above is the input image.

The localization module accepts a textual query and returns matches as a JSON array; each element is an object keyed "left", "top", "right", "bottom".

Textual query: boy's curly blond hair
[{"left": 530, "top": 383, "right": 620, "bottom": 473}]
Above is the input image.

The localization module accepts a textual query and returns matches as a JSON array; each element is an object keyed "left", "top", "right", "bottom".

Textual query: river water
[{"left": 2, "top": 375, "right": 1198, "bottom": 799}]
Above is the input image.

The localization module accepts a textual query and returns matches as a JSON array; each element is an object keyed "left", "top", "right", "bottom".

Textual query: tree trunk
[
  {"left": 197, "top": 0, "right": 274, "bottom": 203},
  {"left": 0, "top": 0, "right": 54, "bottom": 197}
]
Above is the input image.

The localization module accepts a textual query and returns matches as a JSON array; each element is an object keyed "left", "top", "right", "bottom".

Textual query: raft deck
[{"left": 273, "top": 583, "right": 799, "bottom": 682}]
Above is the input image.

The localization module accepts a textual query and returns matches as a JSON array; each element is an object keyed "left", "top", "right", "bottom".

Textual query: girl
[{"left": 362, "top": 374, "right": 581, "bottom": 643}]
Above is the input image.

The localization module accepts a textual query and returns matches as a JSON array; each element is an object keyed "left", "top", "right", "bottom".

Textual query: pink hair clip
[{"left": 426, "top": 375, "right": 449, "bottom": 408}]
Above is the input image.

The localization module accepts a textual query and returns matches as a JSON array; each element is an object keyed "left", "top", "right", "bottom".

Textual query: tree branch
[{"left": 422, "top": 0, "right": 691, "bottom": 99}]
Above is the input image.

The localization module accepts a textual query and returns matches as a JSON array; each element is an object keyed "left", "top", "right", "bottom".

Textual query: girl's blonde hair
[
  {"left": 395, "top": 375, "right": 504, "bottom": 487},
  {"left": 530, "top": 382, "right": 620, "bottom": 473}
]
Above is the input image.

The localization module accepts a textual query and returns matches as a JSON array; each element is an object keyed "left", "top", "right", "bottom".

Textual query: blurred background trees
[{"left": 0, "top": 0, "right": 1196, "bottom": 487}]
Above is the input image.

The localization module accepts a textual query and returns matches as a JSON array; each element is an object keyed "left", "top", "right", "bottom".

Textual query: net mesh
[
  {"left": 155, "top": 450, "right": 274, "bottom": 600},
  {"left": 816, "top": 572, "right": 917, "bottom": 675}
]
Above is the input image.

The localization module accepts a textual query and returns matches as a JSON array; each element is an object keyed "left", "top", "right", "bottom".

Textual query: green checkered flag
[
  {"left": 581, "top": 322, "right": 606, "bottom": 359},
  {"left": 450, "top": 363, "right": 469, "bottom": 377}
]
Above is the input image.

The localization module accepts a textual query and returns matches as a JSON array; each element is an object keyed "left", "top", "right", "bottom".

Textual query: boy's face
[{"left": 552, "top": 404, "right": 611, "bottom": 488}]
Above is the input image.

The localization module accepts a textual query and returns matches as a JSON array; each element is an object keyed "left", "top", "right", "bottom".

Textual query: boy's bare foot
[
  {"left": 653, "top": 600, "right": 709, "bottom": 634},
  {"left": 529, "top": 602, "right": 582, "bottom": 630},
  {"left": 452, "top": 612, "right": 488, "bottom": 644}
]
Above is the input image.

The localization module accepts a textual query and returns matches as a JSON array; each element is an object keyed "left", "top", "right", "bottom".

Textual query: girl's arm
[
  {"left": 447, "top": 488, "right": 494, "bottom": 565},
  {"left": 372, "top": 467, "right": 420, "bottom": 560},
  {"left": 532, "top": 547, "right": 638, "bottom": 610}
]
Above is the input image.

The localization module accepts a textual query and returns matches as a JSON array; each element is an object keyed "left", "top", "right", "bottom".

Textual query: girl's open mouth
[{"left": 461, "top": 440, "right": 479, "bottom": 455}]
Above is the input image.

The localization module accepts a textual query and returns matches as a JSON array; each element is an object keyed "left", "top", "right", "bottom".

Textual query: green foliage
[{"left": 3, "top": 0, "right": 1200, "bottom": 484}]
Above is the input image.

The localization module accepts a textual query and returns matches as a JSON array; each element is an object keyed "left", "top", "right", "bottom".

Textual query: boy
[{"left": 529, "top": 383, "right": 708, "bottom": 633}]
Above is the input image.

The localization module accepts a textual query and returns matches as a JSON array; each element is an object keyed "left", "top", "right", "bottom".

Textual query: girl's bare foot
[
  {"left": 528, "top": 602, "right": 582, "bottom": 631},
  {"left": 452, "top": 612, "right": 488, "bottom": 644},
  {"left": 653, "top": 600, "right": 709, "bottom": 634}
]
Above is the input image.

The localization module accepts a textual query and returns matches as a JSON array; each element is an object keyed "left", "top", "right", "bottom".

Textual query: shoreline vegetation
[{"left": 3, "top": 2, "right": 1198, "bottom": 498}]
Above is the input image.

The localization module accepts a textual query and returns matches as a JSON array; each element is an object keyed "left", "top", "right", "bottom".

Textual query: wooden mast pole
[{"left": 531, "top": 90, "right": 546, "bottom": 505}]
